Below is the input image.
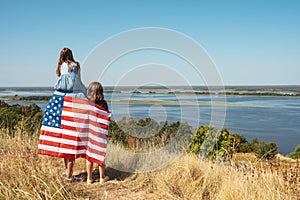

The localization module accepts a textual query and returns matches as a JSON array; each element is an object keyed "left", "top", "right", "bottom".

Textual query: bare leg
[
  {"left": 86, "top": 160, "right": 93, "bottom": 182},
  {"left": 65, "top": 158, "right": 74, "bottom": 179},
  {"left": 99, "top": 164, "right": 105, "bottom": 179},
  {"left": 64, "top": 158, "right": 68, "bottom": 170},
  {"left": 99, "top": 164, "right": 109, "bottom": 184}
]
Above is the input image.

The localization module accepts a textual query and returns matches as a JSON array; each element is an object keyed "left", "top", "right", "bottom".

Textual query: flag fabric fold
[{"left": 38, "top": 91, "right": 111, "bottom": 166}]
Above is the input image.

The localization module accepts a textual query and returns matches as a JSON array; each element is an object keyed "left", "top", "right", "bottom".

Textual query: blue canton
[{"left": 42, "top": 94, "right": 64, "bottom": 128}]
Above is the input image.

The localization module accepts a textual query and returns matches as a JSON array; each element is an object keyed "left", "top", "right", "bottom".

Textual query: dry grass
[{"left": 0, "top": 130, "right": 299, "bottom": 200}]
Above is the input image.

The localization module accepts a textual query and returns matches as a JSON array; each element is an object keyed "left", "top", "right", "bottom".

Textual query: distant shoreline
[
  {"left": 1, "top": 93, "right": 300, "bottom": 104},
  {"left": 1, "top": 85, "right": 300, "bottom": 99}
]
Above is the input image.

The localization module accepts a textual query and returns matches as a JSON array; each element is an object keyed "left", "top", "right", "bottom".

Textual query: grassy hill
[{"left": 0, "top": 129, "right": 299, "bottom": 200}]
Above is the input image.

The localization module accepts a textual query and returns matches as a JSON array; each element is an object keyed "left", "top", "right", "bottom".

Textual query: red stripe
[
  {"left": 61, "top": 115, "right": 109, "bottom": 130},
  {"left": 63, "top": 96, "right": 110, "bottom": 113},
  {"left": 64, "top": 96, "right": 89, "bottom": 104},
  {"left": 62, "top": 106, "right": 88, "bottom": 115},
  {"left": 88, "top": 137, "right": 107, "bottom": 148},
  {"left": 87, "top": 146, "right": 106, "bottom": 156},
  {"left": 63, "top": 106, "right": 110, "bottom": 121},
  {"left": 38, "top": 149, "right": 86, "bottom": 159},
  {"left": 60, "top": 124, "right": 108, "bottom": 139},
  {"left": 60, "top": 124, "right": 89, "bottom": 132},
  {"left": 38, "top": 139, "right": 86, "bottom": 150},
  {"left": 89, "top": 128, "right": 108, "bottom": 139},
  {"left": 40, "top": 129, "right": 87, "bottom": 142},
  {"left": 86, "top": 155, "right": 104, "bottom": 166},
  {"left": 64, "top": 96, "right": 110, "bottom": 113},
  {"left": 94, "top": 103, "right": 110, "bottom": 113}
]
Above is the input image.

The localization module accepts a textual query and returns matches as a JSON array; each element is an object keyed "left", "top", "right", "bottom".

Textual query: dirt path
[{"left": 72, "top": 167, "right": 166, "bottom": 200}]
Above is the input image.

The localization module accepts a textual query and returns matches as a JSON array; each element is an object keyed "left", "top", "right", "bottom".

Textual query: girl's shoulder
[
  {"left": 60, "top": 62, "right": 69, "bottom": 74},
  {"left": 95, "top": 99, "right": 108, "bottom": 111},
  {"left": 62, "top": 61, "right": 77, "bottom": 67},
  {"left": 61, "top": 62, "right": 79, "bottom": 74}
]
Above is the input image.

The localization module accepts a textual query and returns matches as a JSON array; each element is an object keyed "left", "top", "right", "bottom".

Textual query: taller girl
[
  {"left": 54, "top": 47, "right": 86, "bottom": 94},
  {"left": 55, "top": 48, "right": 86, "bottom": 181}
]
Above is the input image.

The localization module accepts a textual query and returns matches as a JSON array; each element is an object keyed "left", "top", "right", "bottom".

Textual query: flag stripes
[{"left": 38, "top": 93, "right": 110, "bottom": 166}]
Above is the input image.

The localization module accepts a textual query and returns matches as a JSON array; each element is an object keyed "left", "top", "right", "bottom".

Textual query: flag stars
[{"left": 42, "top": 94, "right": 63, "bottom": 128}]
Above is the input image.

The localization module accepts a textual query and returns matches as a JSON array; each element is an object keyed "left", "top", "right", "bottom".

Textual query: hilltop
[{"left": 1, "top": 130, "right": 299, "bottom": 200}]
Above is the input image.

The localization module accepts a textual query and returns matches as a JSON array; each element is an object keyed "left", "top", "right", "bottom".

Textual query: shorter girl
[{"left": 86, "top": 81, "right": 109, "bottom": 184}]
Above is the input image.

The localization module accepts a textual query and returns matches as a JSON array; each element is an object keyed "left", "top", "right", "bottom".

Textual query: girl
[
  {"left": 86, "top": 81, "right": 109, "bottom": 184},
  {"left": 54, "top": 47, "right": 86, "bottom": 94},
  {"left": 54, "top": 48, "right": 86, "bottom": 181}
]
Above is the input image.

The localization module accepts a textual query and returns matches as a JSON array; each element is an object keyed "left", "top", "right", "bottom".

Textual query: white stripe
[
  {"left": 41, "top": 125, "right": 89, "bottom": 138},
  {"left": 38, "top": 144, "right": 86, "bottom": 155},
  {"left": 88, "top": 142, "right": 107, "bottom": 153},
  {"left": 86, "top": 150, "right": 105, "bottom": 162},
  {"left": 63, "top": 101, "right": 111, "bottom": 117},
  {"left": 89, "top": 133, "right": 107, "bottom": 144},
  {"left": 61, "top": 120, "right": 109, "bottom": 135},
  {"left": 40, "top": 125, "right": 62, "bottom": 134},
  {"left": 62, "top": 110, "right": 89, "bottom": 121},
  {"left": 62, "top": 110, "right": 109, "bottom": 126},
  {"left": 61, "top": 128, "right": 89, "bottom": 138},
  {"left": 39, "top": 135, "right": 88, "bottom": 146}
]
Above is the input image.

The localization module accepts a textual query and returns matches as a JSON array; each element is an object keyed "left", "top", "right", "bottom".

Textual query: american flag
[{"left": 38, "top": 92, "right": 111, "bottom": 166}]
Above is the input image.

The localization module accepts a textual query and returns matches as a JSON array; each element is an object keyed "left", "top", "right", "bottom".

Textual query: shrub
[
  {"left": 187, "top": 126, "right": 241, "bottom": 160},
  {"left": 288, "top": 144, "right": 300, "bottom": 159},
  {"left": 251, "top": 139, "right": 278, "bottom": 160},
  {"left": 108, "top": 117, "right": 193, "bottom": 150},
  {"left": 108, "top": 120, "right": 127, "bottom": 145},
  {"left": 0, "top": 102, "right": 43, "bottom": 135}
]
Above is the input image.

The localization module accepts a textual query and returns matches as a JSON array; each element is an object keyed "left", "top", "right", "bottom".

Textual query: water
[{"left": 2, "top": 91, "right": 300, "bottom": 155}]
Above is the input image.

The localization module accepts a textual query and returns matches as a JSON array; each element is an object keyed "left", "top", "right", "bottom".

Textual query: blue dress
[{"left": 54, "top": 62, "right": 87, "bottom": 94}]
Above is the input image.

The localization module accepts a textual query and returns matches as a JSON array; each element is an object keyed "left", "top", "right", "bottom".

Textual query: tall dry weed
[
  {"left": 131, "top": 154, "right": 299, "bottom": 200},
  {"left": 0, "top": 130, "right": 86, "bottom": 200},
  {"left": 1, "top": 129, "right": 299, "bottom": 200}
]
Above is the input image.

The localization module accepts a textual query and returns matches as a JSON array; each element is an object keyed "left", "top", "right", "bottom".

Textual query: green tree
[
  {"left": 187, "top": 126, "right": 241, "bottom": 160},
  {"left": 108, "top": 120, "right": 127, "bottom": 145},
  {"left": 288, "top": 145, "right": 300, "bottom": 159},
  {"left": 0, "top": 102, "right": 43, "bottom": 135},
  {"left": 252, "top": 140, "right": 278, "bottom": 160}
]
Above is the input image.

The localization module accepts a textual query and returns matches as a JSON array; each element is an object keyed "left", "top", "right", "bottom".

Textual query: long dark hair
[{"left": 56, "top": 48, "right": 80, "bottom": 77}]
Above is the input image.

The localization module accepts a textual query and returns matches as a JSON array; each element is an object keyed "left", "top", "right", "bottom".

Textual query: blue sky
[{"left": 0, "top": 0, "right": 299, "bottom": 87}]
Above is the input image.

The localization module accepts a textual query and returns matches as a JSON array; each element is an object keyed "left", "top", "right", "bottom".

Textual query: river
[{"left": 2, "top": 91, "right": 300, "bottom": 155}]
